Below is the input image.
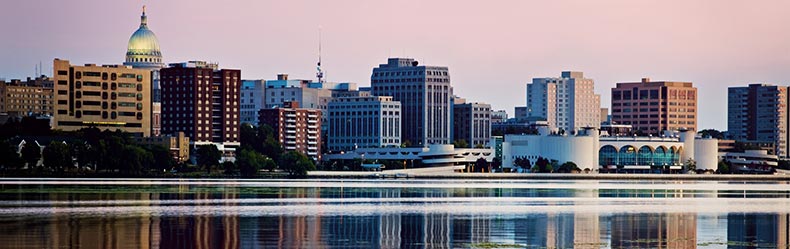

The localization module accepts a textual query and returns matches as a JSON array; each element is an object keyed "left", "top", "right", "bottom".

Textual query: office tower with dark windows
[
  {"left": 370, "top": 58, "right": 453, "bottom": 147},
  {"left": 327, "top": 96, "right": 401, "bottom": 152},
  {"left": 526, "top": 71, "right": 601, "bottom": 133},
  {"left": 611, "top": 78, "right": 697, "bottom": 134},
  {"left": 52, "top": 59, "right": 151, "bottom": 136},
  {"left": 453, "top": 101, "right": 492, "bottom": 148},
  {"left": 160, "top": 61, "right": 240, "bottom": 145},
  {"left": 258, "top": 101, "right": 322, "bottom": 160},
  {"left": 728, "top": 84, "right": 789, "bottom": 157}
]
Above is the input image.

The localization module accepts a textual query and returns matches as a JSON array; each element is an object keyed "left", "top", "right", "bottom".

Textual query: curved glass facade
[
  {"left": 619, "top": 146, "right": 637, "bottom": 165},
  {"left": 600, "top": 145, "right": 618, "bottom": 166},
  {"left": 637, "top": 146, "right": 653, "bottom": 165},
  {"left": 598, "top": 145, "right": 682, "bottom": 167}
]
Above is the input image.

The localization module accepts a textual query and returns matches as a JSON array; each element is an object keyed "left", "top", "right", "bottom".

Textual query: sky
[{"left": 2, "top": 0, "right": 790, "bottom": 131}]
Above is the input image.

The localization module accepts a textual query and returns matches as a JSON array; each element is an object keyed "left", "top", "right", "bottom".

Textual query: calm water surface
[{"left": 0, "top": 178, "right": 788, "bottom": 248}]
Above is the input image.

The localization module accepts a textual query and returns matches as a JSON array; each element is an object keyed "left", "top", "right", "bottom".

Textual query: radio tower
[{"left": 316, "top": 27, "right": 324, "bottom": 83}]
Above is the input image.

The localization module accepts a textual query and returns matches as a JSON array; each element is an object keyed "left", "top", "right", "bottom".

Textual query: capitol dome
[{"left": 124, "top": 6, "right": 164, "bottom": 69}]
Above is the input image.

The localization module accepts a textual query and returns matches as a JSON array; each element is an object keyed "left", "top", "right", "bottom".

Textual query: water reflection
[{"left": 0, "top": 180, "right": 788, "bottom": 248}]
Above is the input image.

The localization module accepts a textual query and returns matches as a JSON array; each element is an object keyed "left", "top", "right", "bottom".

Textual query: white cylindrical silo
[
  {"left": 694, "top": 138, "right": 719, "bottom": 171},
  {"left": 679, "top": 130, "right": 696, "bottom": 164}
]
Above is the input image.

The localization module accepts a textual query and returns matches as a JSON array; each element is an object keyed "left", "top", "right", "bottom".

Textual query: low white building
[
  {"left": 323, "top": 144, "right": 493, "bottom": 168},
  {"left": 502, "top": 128, "right": 719, "bottom": 172}
]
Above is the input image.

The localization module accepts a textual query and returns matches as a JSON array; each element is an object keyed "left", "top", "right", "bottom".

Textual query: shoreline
[{"left": 308, "top": 167, "right": 790, "bottom": 181}]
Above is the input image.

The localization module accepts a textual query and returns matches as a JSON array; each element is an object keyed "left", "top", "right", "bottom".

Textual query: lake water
[{"left": 0, "top": 178, "right": 788, "bottom": 248}]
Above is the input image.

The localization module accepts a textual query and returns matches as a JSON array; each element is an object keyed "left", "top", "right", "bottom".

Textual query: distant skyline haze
[{"left": 2, "top": 0, "right": 790, "bottom": 131}]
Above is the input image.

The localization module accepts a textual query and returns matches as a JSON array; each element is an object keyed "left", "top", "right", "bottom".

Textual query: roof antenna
[{"left": 316, "top": 26, "right": 324, "bottom": 84}]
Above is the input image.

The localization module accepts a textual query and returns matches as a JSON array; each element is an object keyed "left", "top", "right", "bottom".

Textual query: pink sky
[{"left": 3, "top": 0, "right": 790, "bottom": 131}]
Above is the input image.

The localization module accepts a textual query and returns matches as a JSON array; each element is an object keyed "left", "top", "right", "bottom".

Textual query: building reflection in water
[{"left": 2, "top": 187, "right": 790, "bottom": 248}]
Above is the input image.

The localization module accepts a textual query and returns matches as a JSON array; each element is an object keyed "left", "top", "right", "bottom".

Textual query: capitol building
[
  {"left": 123, "top": 6, "right": 164, "bottom": 135},
  {"left": 123, "top": 6, "right": 164, "bottom": 69}
]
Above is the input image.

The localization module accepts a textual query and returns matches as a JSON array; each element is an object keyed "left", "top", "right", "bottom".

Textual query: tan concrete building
[
  {"left": 0, "top": 77, "right": 54, "bottom": 116},
  {"left": 134, "top": 132, "right": 190, "bottom": 162},
  {"left": 53, "top": 59, "right": 151, "bottom": 136},
  {"left": 259, "top": 101, "right": 322, "bottom": 160},
  {"left": 611, "top": 78, "right": 697, "bottom": 134}
]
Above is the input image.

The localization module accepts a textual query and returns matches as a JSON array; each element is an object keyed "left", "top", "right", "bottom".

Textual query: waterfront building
[
  {"left": 323, "top": 144, "right": 493, "bottom": 169},
  {"left": 160, "top": 61, "right": 240, "bottom": 149},
  {"left": 611, "top": 78, "right": 697, "bottom": 134},
  {"left": 123, "top": 6, "right": 165, "bottom": 136},
  {"left": 371, "top": 58, "right": 453, "bottom": 146},
  {"left": 0, "top": 77, "right": 54, "bottom": 116},
  {"left": 133, "top": 132, "right": 190, "bottom": 162},
  {"left": 526, "top": 71, "right": 601, "bottom": 133},
  {"left": 258, "top": 101, "right": 322, "bottom": 160},
  {"left": 240, "top": 79, "right": 265, "bottom": 126},
  {"left": 453, "top": 101, "right": 491, "bottom": 148},
  {"left": 728, "top": 84, "right": 789, "bottom": 157},
  {"left": 722, "top": 150, "right": 778, "bottom": 173},
  {"left": 327, "top": 96, "right": 401, "bottom": 152},
  {"left": 501, "top": 128, "right": 719, "bottom": 173},
  {"left": 52, "top": 59, "right": 151, "bottom": 136}
]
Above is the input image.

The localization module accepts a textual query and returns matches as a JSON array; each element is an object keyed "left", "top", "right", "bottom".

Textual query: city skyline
[{"left": 3, "top": 1, "right": 790, "bottom": 131}]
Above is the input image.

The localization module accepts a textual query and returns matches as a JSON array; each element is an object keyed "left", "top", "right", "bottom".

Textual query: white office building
[
  {"left": 240, "top": 79, "right": 265, "bottom": 126},
  {"left": 327, "top": 96, "right": 402, "bottom": 152},
  {"left": 526, "top": 71, "right": 601, "bottom": 133}
]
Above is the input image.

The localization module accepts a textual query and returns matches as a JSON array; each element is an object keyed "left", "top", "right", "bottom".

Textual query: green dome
[{"left": 124, "top": 7, "right": 164, "bottom": 69}]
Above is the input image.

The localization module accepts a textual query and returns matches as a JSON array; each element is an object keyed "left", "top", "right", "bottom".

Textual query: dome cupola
[{"left": 124, "top": 6, "right": 164, "bottom": 69}]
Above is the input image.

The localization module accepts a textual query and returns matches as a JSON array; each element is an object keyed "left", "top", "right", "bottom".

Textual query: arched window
[
  {"left": 599, "top": 145, "right": 618, "bottom": 166},
  {"left": 637, "top": 146, "right": 653, "bottom": 165},
  {"left": 655, "top": 146, "right": 670, "bottom": 166},
  {"left": 619, "top": 145, "right": 637, "bottom": 165}
]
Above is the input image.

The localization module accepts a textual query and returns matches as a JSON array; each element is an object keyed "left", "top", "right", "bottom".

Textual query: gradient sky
[{"left": 3, "top": 0, "right": 790, "bottom": 131}]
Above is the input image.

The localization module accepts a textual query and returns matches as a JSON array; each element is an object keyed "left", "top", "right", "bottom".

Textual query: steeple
[{"left": 140, "top": 5, "right": 148, "bottom": 28}]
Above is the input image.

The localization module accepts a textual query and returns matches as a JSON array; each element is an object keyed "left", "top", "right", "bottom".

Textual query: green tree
[
  {"left": 0, "top": 140, "right": 23, "bottom": 169},
  {"left": 684, "top": 159, "right": 697, "bottom": 173},
  {"left": 717, "top": 160, "right": 730, "bottom": 174},
  {"left": 43, "top": 141, "right": 71, "bottom": 173},
  {"left": 119, "top": 145, "right": 153, "bottom": 175},
  {"left": 474, "top": 143, "right": 485, "bottom": 149},
  {"left": 558, "top": 161, "right": 580, "bottom": 173},
  {"left": 222, "top": 161, "right": 236, "bottom": 175},
  {"left": 453, "top": 139, "right": 469, "bottom": 149},
  {"left": 20, "top": 142, "right": 41, "bottom": 169},
  {"left": 698, "top": 129, "right": 724, "bottom": 139},
  {"left": 147, "top": 145, "right": 174, "bottom": 171},
  {"left": 279, "top": 151, "right": 315, "bottom": 177},
  {"left": 533, "top": 157, "right": 553, "bottom": 173},
  {"left": 262, "top": 157, "right": 277, "bottom": 172},
  {"left": 237, "top": 149, "right": 262, "bottom": 177},
  {"left": 196, "top": 144, "right": 222, "bottom": 174}
]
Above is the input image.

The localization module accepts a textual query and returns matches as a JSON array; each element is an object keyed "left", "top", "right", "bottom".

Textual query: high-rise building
[
  {"left": 258, "top": 101, "right": 322, "bottom": 160},
  {"left": 123, "top": 6, "right": 165, "bottom": 136},
  {"left": 240, "top": 79, "right": 265, "bottom": 126},
  {"left": 728, "top": 84, "right": 789, "bottom": 157},
  {"left": 611, "top": 78, "right": 697, "bottom": 134},
  {"left": 600, "top": 107, "right": 609, "bottom": 124},
  {"left": 160, "top": 61, "right": 240, "bottom": 146},
  {"left": 371, "top": 58, "right": 453, "bottom": 146},
  {"left": 526, "top": 71, "right": 601, "bottom": 133},
  {"left": 52, "top": 59, "right": 151, "bottom": 136},
  {"left": 0, "top": 76, "right": 54, "bottom": 116},
  {"left": 327, "top": 96, "right": 401, "bottom": 152},
  {"left": 453, "top": 102, "right": 491, "bottom": 148}
]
